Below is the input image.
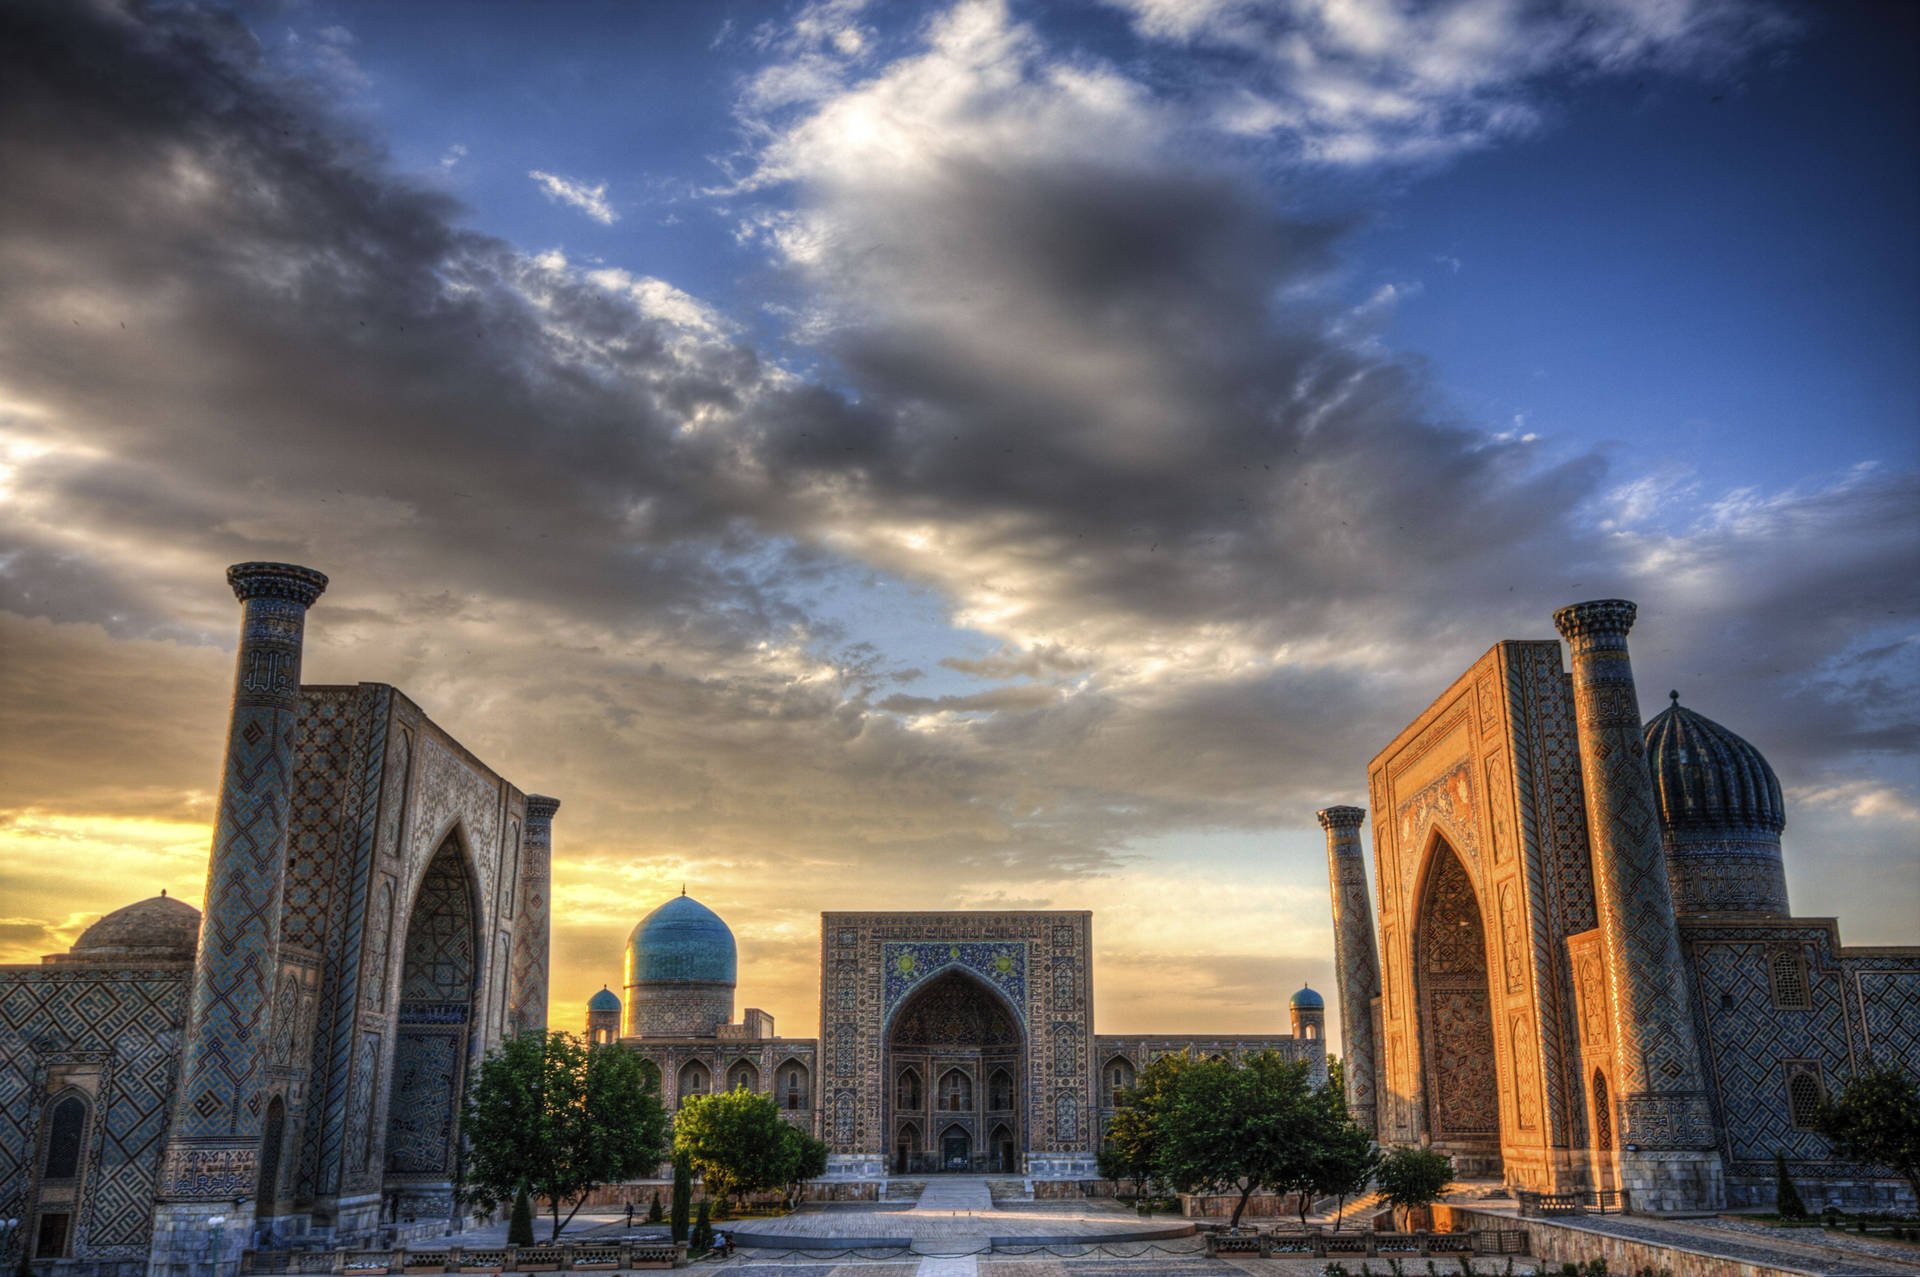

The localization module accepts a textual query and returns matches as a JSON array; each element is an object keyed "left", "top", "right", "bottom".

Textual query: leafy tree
[
  {"left": 690, "top": 1199, "right": 713, "bottom": 1251},
  {"left": 1103, "top": 1050, "right": 1199, "bottom": 1199},
  {"left": 462, "top": 1031, "right": 670, "bottom": 1242},
  {"left": 1377, "top": 1146, "right": 1453, "bottom": 1229},
  {"left": 508, "top": 1184, "right": 535, "bottom": 1245},
  {"left": 777, "top": 1122, "right": 831, "bottom": 1209},
  {"left": 1305, "top": 1076, "right": 1382, "bottom": 1230},
  {"left": 647, "top": 1191, "right": 663, "bottom": 1224},
  {"left": 674, "top": 1087, "right": 793, "bottom": 1210},
  {"left": 1815, "top": 1063, "right": 1920, "bottom": 1203},
  {"left": 671, "top": 1150, "right": 692, "bottom": 1242},
  {"left": 1155, "top": 1050, "right": 1317, "bottom": 1227},
  {"left": 1773, "top": 1150, "right": 1807, "bottom": 1218}
]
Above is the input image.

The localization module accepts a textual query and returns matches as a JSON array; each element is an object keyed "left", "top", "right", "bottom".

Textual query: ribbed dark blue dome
[
  {"left": 588, "top": 986, "right": 622, "bottom": 1013},
  {"left": 1644, "top": 693, "right": 1785, "bottom": 838},
  {"left": 1290, "top": 984, "right": 1324, "bottom": 1009},
  {"left": 626, "top": 894, "right": 736, "bottom": 986}
]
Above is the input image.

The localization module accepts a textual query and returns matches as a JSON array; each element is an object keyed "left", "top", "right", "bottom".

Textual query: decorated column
[
  {"left": 508, "top": 794, "right": 560, "bottom": 1035},
  {"left": 151, "top": 562, "right": 326, "bottom": 1272},
  {"left": 1553, "top": 599, "right": 1723, "bottom": 1211},
  {"left": 1318, "top": 805, "right": 1382, "bottom": 1134}
]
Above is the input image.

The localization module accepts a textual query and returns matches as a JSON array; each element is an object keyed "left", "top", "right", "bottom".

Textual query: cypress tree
[
  {"left": 692, "top": 1199, "right": 713, "bottom": 1251},
  {"left": 671, "top": 1150, "right": 693, "bottom": 1242},
  {"left": 1775, "top": 1150, "right": 1808, "bottom": 1218},
  {"left": 648, "top": 1190, "right": 664, "bottom": 1223},
  {"left": 508, "top": 1183, "right": 536, "bottom": 1245}
]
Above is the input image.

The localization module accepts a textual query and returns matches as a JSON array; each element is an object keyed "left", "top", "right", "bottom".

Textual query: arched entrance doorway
[
  {"left": 256, "top": 1096, "right": 286, "bottom": 1225},
  {"left": 1414, "top": 840, "right": 1502, "bottom": 1176},
  {"left": 886, "top": 969, "right": 1022, "bottom": 1173},
  {"left": 383, "top": 835, "right": 479, "bottom": 1209}
]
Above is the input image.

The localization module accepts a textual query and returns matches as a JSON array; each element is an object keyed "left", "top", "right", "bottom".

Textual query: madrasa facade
[
  {"left": 589, "top": 901, "right": 1327, "bottom": 1183},
  {"left": 1318, "top": 599, "right": 1920, "bottom": 1214},
  {"left": 1, "top": 566, "right": 559, "bottom": 1273}
]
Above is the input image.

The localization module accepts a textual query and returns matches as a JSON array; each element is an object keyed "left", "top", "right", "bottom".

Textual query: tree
[
  {"left": 674, "top": 1087, "right": 793, "bottom": 1210},
  {"left": 647, "top": 1191, "right": 663, "bottom": 1224},
  {"left": 462, "top": 1032, "right": 670, "bottom": 1243},
  {"left": 777, "top": 1122, "right": 831, "bottom": 1209},
  {"left": 671, "top": 1150, "right": 692, "bottom": 1242},
  {"left": 1774, "top": 1150, "right": 1807, "bottom": 1219},
  {"left": 1815, "top": 1063, "right": 1920, "bottom": 1203},
  {"left": 508, "top": 1184, "right": 535, "bottom": 1245},
  {"left": 1103, "top": 1050, "right": 1199, "bottom": 1200},
  {"left": 1303, "top": 1075, "right": 1381, "bottom": 1231},
  {"left": 1376, "top": 1146, "right": 1453, "bottom": 1230},
  {"left": 1154, "top": 1050, "right": 1317, "bottom": 1227},
  {"left": 690, "top": 1199, "right": 713, "bottom": 1251}
]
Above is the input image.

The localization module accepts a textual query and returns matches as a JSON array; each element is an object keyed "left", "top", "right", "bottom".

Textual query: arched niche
[
  {"left": 885, "top": 968, "right": 1022, "bottom": 1174},
  {"left": 1412, "top": 836, "right": 1502, "bottom": 1175}
]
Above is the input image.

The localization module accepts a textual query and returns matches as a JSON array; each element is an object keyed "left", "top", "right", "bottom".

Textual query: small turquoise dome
[
  {"left": 588, "top": 986, "right": 622, "bottom": 1013},
  {"left": 625, "top": 894, "right": 737, "bottom": 986},
  {"left": 1290, "top": 984, "right": 1323, "bottom": 1009}
]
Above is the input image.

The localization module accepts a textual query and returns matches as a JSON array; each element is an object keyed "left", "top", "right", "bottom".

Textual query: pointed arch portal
[
  {"left": 886, "top": 968, "right": 1023, "bottom": 1173},
  {"left": 1414, "top": 839, "right": 1502, "bottom": 1175}
]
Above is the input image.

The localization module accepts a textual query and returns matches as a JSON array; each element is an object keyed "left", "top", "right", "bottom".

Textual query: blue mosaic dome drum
[
  {"left": 1643, "top": 692, "right": 1789, "bottom": 917},
  {"left": 1289, "top": 984, "right": 1323, "bottom": 1009},
  {"left": 588, "top": 986, "right": 622, "bottom": 1013},
  {"left": 623, "top": 894, "right": 736, "bottom": 1037}
]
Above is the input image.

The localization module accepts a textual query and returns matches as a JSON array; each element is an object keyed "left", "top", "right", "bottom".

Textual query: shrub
[{"left": 691, "top": 1199, "right": 713, "bottom": 1251}]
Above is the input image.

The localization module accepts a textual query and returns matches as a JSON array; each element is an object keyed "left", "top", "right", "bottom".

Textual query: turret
[{"left": 1318, "top": 804, "right": 1382, "bottom": 1134}]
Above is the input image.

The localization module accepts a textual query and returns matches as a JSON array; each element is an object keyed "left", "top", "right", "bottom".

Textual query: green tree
[
  {"left": 1303, "top": 1075, "right": 1382, "bottom": 1230},
  {"left": 508, "top": 1184, "right": 535, "bottom": 1246},
  {"left": 1376, "top": 1146, "right": 1453, "bottom": 1230},
  {"left": 671, "top": 1150, "right": 693, "bottom": 1242},
  {"left": 1103, "top": 1050, "right": 1199, "bottom": 1200},
  {"left": 1814, "top": 1063, "right": 1920, "bottom": 1203},
  {"left": 1154, "top": 1050, "right": 1317, "bottom": 1227},
  {"left": 690, "top": 1199, "right": 713, "bottom": 1251},
  {"left": 461, "top": 1032, "right": 669, "bottom": 1243},
  {"left": 777, "top": 1122, "right": 831, "bottom": 1209},
  {"left": 674, "top": 1087, "right": 794, "bottom": 1210},
  {"left": 1773, "top": 1150, "right": 1807, "bottom": 1218},
  {"left": 647, "top": 1191, "right": 663, "bottom": 1224}
]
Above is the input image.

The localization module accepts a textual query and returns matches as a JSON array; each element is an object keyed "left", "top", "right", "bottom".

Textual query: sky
[{"left": 1, "top": 0, "right": 1915, "bottom": 1050}]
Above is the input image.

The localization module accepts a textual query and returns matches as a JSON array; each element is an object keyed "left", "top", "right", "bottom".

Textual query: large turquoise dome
[{"left": 626, "top": 894, "right": 737, "bottom": 986}]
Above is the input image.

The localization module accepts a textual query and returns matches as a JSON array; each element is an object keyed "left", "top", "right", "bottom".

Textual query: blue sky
[{"left": 1, "top": 0, "right": 1915, "bottom": 1039}]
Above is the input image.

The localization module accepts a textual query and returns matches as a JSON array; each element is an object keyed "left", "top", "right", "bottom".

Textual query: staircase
[
  {"left": 885, "top": 1179, "right": 927, "bottom": 1201},
  {"left": 1309, "top": 1189, "right": 1391, "bottom": 1229}
]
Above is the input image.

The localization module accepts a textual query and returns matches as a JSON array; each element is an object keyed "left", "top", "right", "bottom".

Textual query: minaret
[
  {"left": 1318, "top": 805, "right": 1381, "bottom": 1134},
  {"left": 151, "top": 563, "right": 326, "bottom": 1268},
  {"left": 508, "top": 794, "right": 560, "bottom": 1035},
  {"left": 1553, "top": 599, "right": 1724, "bottom": 1210}
]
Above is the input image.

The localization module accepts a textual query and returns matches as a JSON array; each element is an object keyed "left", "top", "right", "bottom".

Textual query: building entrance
[{"left": 886, "top": 969, "right": 1023, "bottom": 1173}]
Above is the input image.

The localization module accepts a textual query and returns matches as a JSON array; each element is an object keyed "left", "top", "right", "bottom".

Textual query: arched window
[
  {"left": 678, "top": 1062, "right": 708, "bottom": 1107},
  {"left": 1786, "top": 1065, "right": 1824, "bottom": 1130},
  {"left": 988, "top": 1069, "right": 1014, "bottom": 1111},
  {"left": 729, "top": 1061, "right": 759, "bottom": 1093},
  {"left": 781, "top": 1063, "right": 809, "bottom": 1110},
  {"left": 1105, "top": 1058, "right": 1135, "bottom": 1106},
  {"left": 940, "top": 1069, "right": 972, "bottom": 1112},
  {"left": 1303, "top": 1023, "right": 1318, "bottom": 1040},
  {"left": 896, "top": 1067, "right": 922, "bottom": 1110},
  {"left": 1771, "top": 949, "right": 1811, "bottom": 1010},
  {"left": 42, "top": 1095, "right": 87, "bottom": 1181},
  {"left": 1591, "top": 1072, "right": 1612, "bottom": 1152}
]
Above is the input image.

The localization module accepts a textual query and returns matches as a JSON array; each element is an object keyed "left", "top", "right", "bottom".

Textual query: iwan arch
[{"left": 1320, "top": 601, "right": 1920, "bottom": 1214}]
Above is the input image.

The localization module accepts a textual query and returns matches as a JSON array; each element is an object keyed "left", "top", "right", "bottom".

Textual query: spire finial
[
  {"left": 160, "top": 888, "right": 167, "bottom": 898},
  {"left": 680, "top": 884, "right": 686, "bottom": 896},
  {"left": 1670, "top": 689, "right": 1680, "bottom": 704}
]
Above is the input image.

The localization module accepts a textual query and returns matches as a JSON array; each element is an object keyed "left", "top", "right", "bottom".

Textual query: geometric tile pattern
[
  {"left": 165, "top": 574, "right": 321, "bottom": 1199},
  {"left": 1318, "top": 806, "right": 1380, "bottom": 1133},
  {"left": 508, "top": 797, "right": 554, "bottom": 1036},
  {"left": 383, "top": 839, "right": 476, "bottom": 1181},
  {"left": 1553, "top": 601, "right": 1715, "bottom": 1156}
]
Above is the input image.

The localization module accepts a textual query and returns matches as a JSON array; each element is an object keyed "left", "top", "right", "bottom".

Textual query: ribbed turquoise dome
[
  {"left": 626, "top": 894, "right": 737, "bottom": 986},
  {"left": 588, "top": 986, "right": 622, "bottom": 1013},
  {"left": 1290, "top": 984, "right": 1323, "bottom": 1009}
]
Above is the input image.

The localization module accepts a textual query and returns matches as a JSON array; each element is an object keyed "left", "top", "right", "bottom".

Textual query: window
[
  {"left": 1591, "top": 1072, "right": 1612, "bottom": 1152},
  {"left": 1786, "top": 1064, "right": 1825, "bottom": 1130},
  {"left": 941, "top": 1069, "right": 972, "bottom": 1112},
  {"left": 1770, "top": 949, "right": 1811, "bottom": 1010},
  {"left": 988, "top": 1069, "right": 1014, "bottom": 1111},
  {"left": 896, "top": 1068, "right": 921, "bottom": 1110},
  {"left": 679, "top": 1063, "right": 708, "bottom": 1107},
  {"left": 1105, "top": 1060, "right": 1135, "bottom": 1106},
  {"left": 35, "top": 1213, "right": 71, "bottom": 1260},
  {"left": 42, "top": 1095, "right": 86, "bottom": 1181},
  {"left": 729, "top": 1062, "right": 758, "bottom": 1092},
  {"left": 1304, "top": 1023, "right": 1318, "bottom": 1040},
  {"left": 782, "top": 1067, "right": 807, "bottom": 1110}
]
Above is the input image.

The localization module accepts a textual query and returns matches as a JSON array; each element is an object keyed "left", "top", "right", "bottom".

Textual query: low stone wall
[{"left": 1453, "top": 1208, "right": 1824, "bottom": 1277}]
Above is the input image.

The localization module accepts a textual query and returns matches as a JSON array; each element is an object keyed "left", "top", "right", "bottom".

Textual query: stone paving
[{"left": 1548, "top": 1213, "right": 1920, "bottom": 1276}]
